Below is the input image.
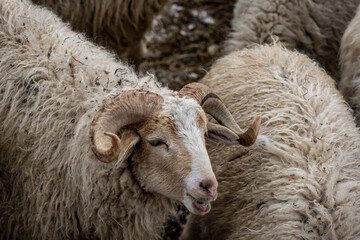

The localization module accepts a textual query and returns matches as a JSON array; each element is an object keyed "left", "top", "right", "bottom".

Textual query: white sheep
[
  {"left": 339, "top": 5, "right": 360, "bottom": 126},
  {"left": 31, "top": 0, "right": 169, "bottom": 66},
  {"left": 0, "top": 0, "right": 261, "bottom": 239},
  {"left": 181, "top": 44, "right": 360, "bottom": 239},
  {"left": 225, "top": 0, "right": 360, "bottom": 80}
]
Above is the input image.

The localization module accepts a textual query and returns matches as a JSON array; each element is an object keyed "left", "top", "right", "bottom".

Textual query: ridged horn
[
  {"left": 89, "top": 90, "right": 164, "bottom": 163},
  {"left": 236, "top": 115, "right": 262, "bottom": 147},
  {"left": 179, "top": 82, "right": 261, "bottom": 146}
]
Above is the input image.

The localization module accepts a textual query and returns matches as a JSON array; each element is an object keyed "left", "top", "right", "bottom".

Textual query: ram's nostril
[
  {"left": 200, "top": 182, "right": 212, "bottom": 190},
  {"left": 199, "top": 178, "right": 218, "bottom": 196}
]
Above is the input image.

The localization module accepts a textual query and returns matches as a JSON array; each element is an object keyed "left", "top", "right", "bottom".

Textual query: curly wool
[
  {"left": 339, "top": 6, "right": 360, "bottom": 127},
  {"left": 31, "top": 0, "right": 168, "bottom": 62},
  {"left": 225, "top": 0, "right": 360, "bottom": 80},
  {"left": 184, "top": 44, "right": 360, "bottom": 239},
  {"left": 0, "top": 0, "right": 177, "bottom": 239}
]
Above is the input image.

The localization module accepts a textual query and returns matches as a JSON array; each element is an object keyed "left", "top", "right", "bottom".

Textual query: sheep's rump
[
  {"left": 31, "top": 0, "right": 168, "bottom": 63},
  {"left": 190, "top": 44, "right": 360, "bottom": 239},
  {"left": 226, "top": 0, "right": 360, "bottom": 80}
]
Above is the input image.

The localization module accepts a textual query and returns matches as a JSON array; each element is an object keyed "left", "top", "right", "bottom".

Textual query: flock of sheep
[{"left": 1, "top": 0, "right": 360, "bottom": 239}]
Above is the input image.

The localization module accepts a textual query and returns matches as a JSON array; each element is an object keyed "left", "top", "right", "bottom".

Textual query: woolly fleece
[
  {"left": 31, "top": 0, "right": 168, "bottom": 62},
  {"left": 184, "top": 44, "right": 360, "bottom": 239},
  {"left": 226, "top": 0, "right": 360, "bottom": 80},
  {"left": 339, "top": 6, "right": 360, "bottom": 127},
  {"left": 0, "top": 0, "right": 179, "bottom": 239}
]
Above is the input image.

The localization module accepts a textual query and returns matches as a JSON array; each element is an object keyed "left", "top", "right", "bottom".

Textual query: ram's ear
[
  {"left": 115, "top": 130, "right": 140, "bottom": 168},
  {"left": 205, "top": 122, "right": 239, "bottom": 145}
]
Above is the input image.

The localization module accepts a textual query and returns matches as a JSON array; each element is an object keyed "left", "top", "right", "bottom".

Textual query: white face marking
[{"left": 162, "top": 96, "right": 216, "bottom": 198}]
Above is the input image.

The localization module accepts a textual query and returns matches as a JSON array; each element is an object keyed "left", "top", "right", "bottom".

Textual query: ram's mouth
[{"left": 187, "top": 193, "right": 211, "bottom": 213}]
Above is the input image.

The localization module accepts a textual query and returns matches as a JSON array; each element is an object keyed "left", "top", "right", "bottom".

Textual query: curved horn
[
  {"left": 237, "top": 115, "right": 262, "bottom": 147},
  {"left": 179, "top": 82, "right": 261, "bottom": 146},
  {"left": 89, "top": 90, "right": 164, "bottom": 163}
]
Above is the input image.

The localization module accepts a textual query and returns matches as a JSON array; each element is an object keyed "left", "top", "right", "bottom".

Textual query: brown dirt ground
[
  {"left": 141, "top": 0, "right": 237, "bottom": 91},
  {"left": 139, "top": 0, "right": 237, "bottom": 239}
]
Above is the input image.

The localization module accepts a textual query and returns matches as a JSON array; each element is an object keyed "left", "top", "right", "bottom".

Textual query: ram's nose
[{"left": 199, "top": 177, "right": 218, "bottom": 198}]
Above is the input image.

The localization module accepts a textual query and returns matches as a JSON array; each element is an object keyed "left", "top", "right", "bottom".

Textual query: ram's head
[{"left": 90, "top": 82, "right": 261, "bottom": 215}]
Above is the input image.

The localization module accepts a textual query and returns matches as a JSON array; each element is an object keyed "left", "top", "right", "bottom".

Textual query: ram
[
  {"left": 0, "top": 0, "right": 260, "bottom": 239},
  {"left": 181, "top": 44, "right": 360, "bottom": 239},
  {"left": 31, "top": 0, "right": 169, "bottom": 66},
  {"left": 339, "top": 5, "right": 360, "bottom": 126},
  {"left": 225, "top": 0, "right": 360, "bottom": 79}
]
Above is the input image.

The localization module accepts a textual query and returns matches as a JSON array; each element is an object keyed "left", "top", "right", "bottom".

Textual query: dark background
[{"left": 141, "top": 0, "right": 237, "bottom": 91}]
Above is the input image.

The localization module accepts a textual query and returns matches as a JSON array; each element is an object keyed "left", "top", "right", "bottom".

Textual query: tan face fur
[
  {"left": 128, "top": 97, "right": 218, "bottom": 215},
  {"left": 132, "top": 114, "right": 193, "bottom": 200}
]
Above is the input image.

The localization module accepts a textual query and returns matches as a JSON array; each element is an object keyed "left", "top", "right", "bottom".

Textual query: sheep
[
  {"left": 181, "top": 44, "right": 360, "bottom": 240},
  {"left": 225, "top": 0, "right": 360, "bottom": 80},
  {"left": 339, "top": 5, "right": 360, "bottom": 127},
  {"left": 0, "top": 0, "right": 261, "bottom": 239},
  {"left": 30, "top": 0, "right": 169, "bottom": 66}
]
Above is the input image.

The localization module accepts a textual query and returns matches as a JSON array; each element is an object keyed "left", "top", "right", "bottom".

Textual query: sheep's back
[
  {"left": 198, "top": 44, "right": 360, "bottom": 239},
  {"left": 226, "top": 0, "right": 360, "bottom": 80},
  {"left": 31, "top": 0, "right": 168, "bottom": 59}
]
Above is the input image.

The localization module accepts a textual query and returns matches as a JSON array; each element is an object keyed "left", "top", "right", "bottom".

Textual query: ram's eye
[{"left": 149, "top": 139, "right": 167, "bottom": 147}]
